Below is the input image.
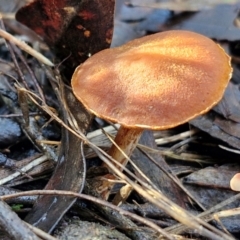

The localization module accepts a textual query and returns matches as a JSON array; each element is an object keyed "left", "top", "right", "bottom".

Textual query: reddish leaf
[{"left": 16, "top": 0, "right": 114, "bottom": 75}]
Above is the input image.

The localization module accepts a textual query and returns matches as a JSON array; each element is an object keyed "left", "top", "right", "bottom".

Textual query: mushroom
[
  {"left": 71, "top": 30, "right": 232, "bottom": 194},
  {"left": 230, "top": 173, "right": 240, "bottom": 191}
]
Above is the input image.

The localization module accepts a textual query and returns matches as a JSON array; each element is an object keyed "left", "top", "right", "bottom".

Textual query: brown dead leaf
[
  {"left": 16, "top": 0, "right": 115, "bottom": 75},
  {"left": 183, "top": 165, "right": 240, "bottom": 189}
]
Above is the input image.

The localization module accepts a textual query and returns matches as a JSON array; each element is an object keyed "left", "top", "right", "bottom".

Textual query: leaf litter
[{"left": 0, "top": 0, "right": 240, "bottom": 239}]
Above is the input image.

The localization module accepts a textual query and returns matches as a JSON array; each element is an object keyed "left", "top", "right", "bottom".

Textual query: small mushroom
[
  {"left": 230, "top": 173, "right": 240, "bottom": 191},
  {"left": 71, "top": 30, "right": 232, "bottom": 194}
]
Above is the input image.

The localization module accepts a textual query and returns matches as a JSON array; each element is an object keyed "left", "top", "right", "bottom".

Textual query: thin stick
[
  {"left": 0, "top": 28, "right": 54, "bottom": 67},
  {"left": 0, "top": 155, "right": 48, "bottom": 185},
  {"left": 25, "top": 222, "right": 58, "bottom": 240},
  {"left": 13, "top": 46, "right": 46, "bottom": 103}
]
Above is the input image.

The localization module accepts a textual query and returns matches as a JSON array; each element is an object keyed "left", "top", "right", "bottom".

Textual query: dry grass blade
[
  {"left": 25, "top": 222, "right": 58, "bottom": 240},
  {"left": 155, "top": 129, "right": 199, "bottom": 145},
  {"left": 214, "top": 208, "right": 240, "bottom": 218},
  {"left": 219, "top": 145, "right": 240, "bottom": 154},
  {"left": 166, "top": 193, "right": 240, "bottom": 234}
]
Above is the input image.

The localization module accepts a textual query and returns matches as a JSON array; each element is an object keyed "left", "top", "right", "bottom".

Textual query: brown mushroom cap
[{"left": 71, "top": 30, "right": 232, "bottom": 130}]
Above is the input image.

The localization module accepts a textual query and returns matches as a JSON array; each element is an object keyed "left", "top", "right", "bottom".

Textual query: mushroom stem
[
  {"left": 100, "top": 126, "right": 142, "bottom": 200},
  {"left": 104, "top": 126, "right": 143, "bottom": 170}
]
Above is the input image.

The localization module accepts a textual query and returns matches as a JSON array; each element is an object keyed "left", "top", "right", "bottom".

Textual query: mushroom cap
[
  {"left": 71, "top": 30, "right": 232, "bottom": 130},
  {"left": 230, "top": 173, "right": 240, "bottom": 191}
]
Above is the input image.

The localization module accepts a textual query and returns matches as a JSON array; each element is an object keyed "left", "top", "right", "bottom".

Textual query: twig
[
  {"left": 155, "top": 129, "right": 199, "bottom": 145},
  {"left": 25, "top": 222, "right": 58, "bottom": 240},
  {"left": 166, "top": 193, "right": 240, "bottom": 235},
  {"left": 13, "top": 46, "right": 46, "bottom": 103},
  {"left": 0, "top": 155, "right": 48, "bottom": 185},
  {"left": 0, "top": 21, "right": 54, "bottom": 66}
]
